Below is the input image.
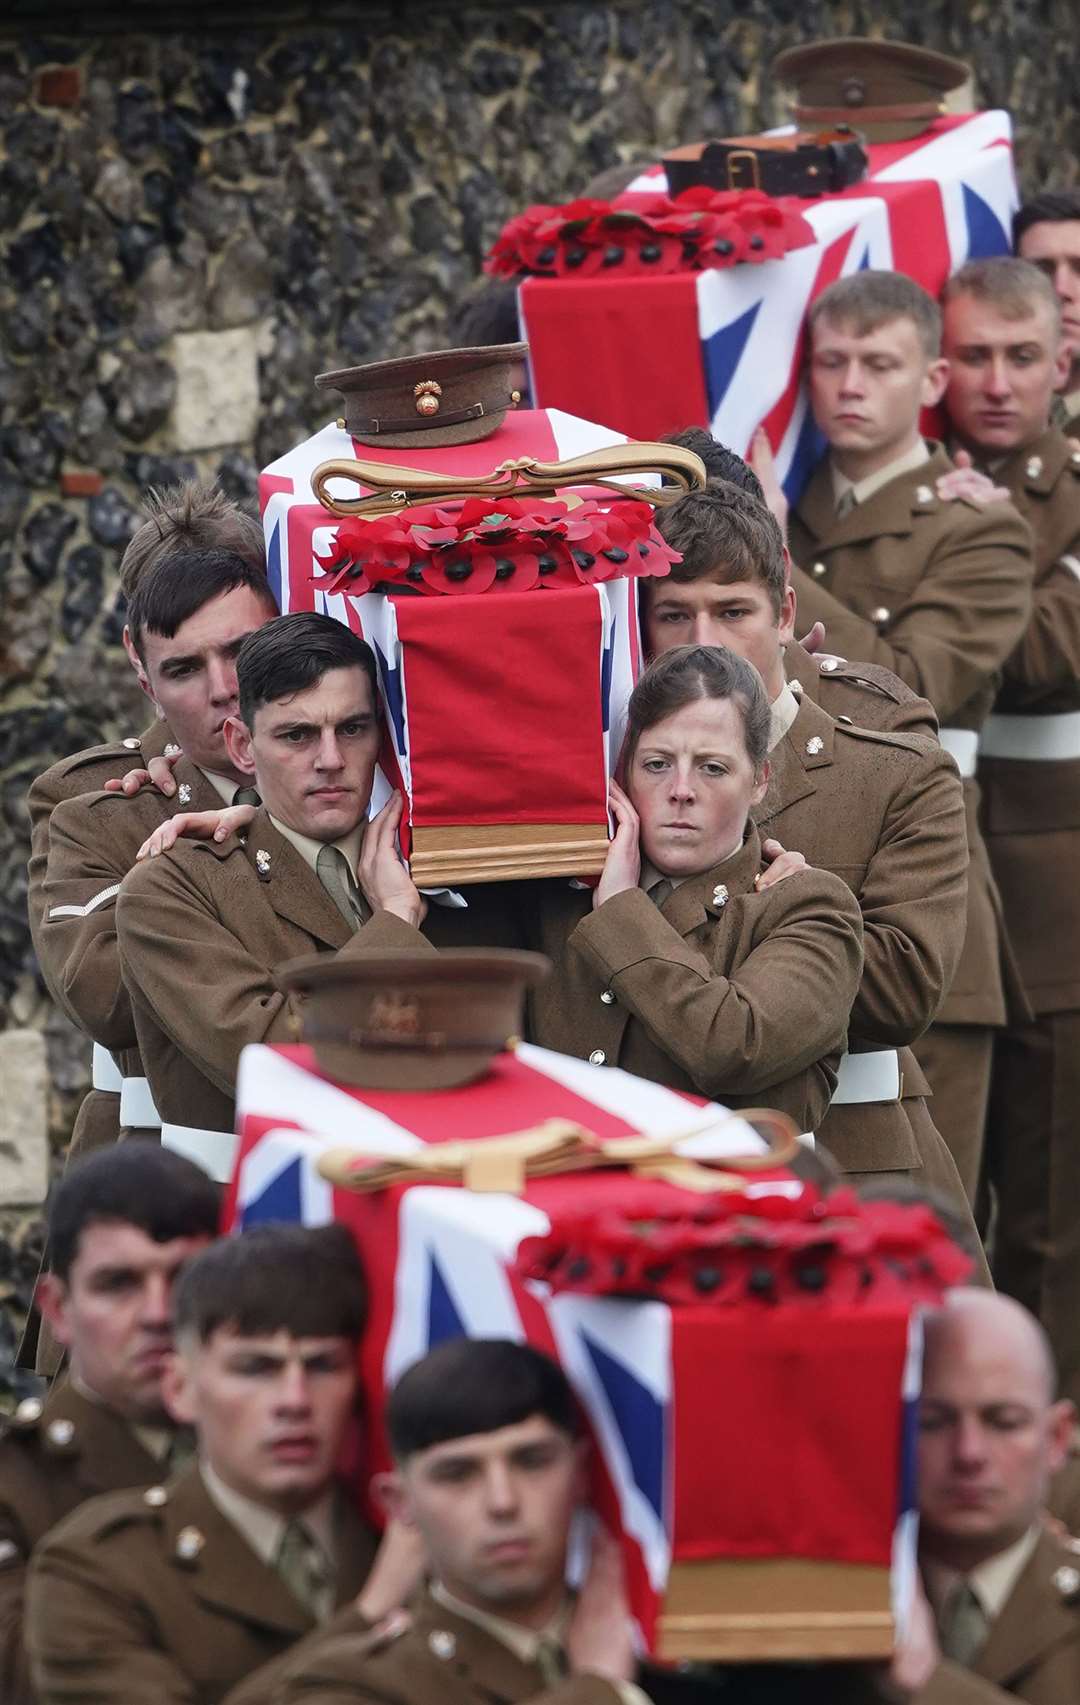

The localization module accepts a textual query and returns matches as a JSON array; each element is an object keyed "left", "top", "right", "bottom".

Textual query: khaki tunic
[
  {"left": 784, "top": 645, "right": 939, "bottom": 738},
  {"left": 0, "top": 1380, "right": 173, "bottom": 1705},
  {"left": 913, "top": 1531, "right": 1080, "bottom": 1704},
  {"left": 527, "top": 821, "right": 863, "bottom": 1131},
  {"left": 788, "top": 443, "right": 1034, "bottom": 1031},
  {"left": 26, "top": 1462, "right": 377, "bottom": 1705}
]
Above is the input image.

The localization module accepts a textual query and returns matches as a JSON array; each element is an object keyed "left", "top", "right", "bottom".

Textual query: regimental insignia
[
  {"left": 177, "top": 783, "right": 192, "bottom": 806},
  {"left": 164, "top": 743, "right": 182, "bottom": 757},
  {"left": 915, "top": 484, "right": 934, "bottom": 505},
  {"left": 175, "top": 1525, "right": 205, "bottom": 1564},
  {"left": 806, "top": 735, "right": 824, "bottom": 755},
  {"left": 1026, "top": 455, "right": 1044, "bottom": 480},
  {"left": 0, "top": 1538, "right": 19, "bottom": 1568},
  {"left": 46, "top": 1418, "right": 75, "bottom": 1448},
  {"left": 711, "top": 884, "right": 729, "bottom": 908},
  {"left": 414, "top": 379, "right": 443, "bottom": 418},
  {"left": 428, "top": 1629, "right": 457, "bottom": 1660},
  {"left": 144, "top": 1486, "right": 168, "bottom": 1508},
  {"left": 1053, "top": 1564, "right": 1080, "bottom": 1598},
  {"left": 255, "top": 849, "right": 272, "bottom": 879},
  {"left": 368, "top": 990, "right": 422, "bottom": 1040},
  {"left": 14, "top": 1398, "right": 42, "bottom": 1424}
]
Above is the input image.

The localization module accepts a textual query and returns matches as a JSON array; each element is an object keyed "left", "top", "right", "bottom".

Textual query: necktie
[
  {"left": 939, "top": 1580, "right": 988, "bottom": 1665},
  {"left": 316, "top": 844, "right": 367, "bottom": 930},
  {"left": 275, "top": 1519, "right": 334, "bottom": 1621},
  {"left": 536, "top": 1636, "right": 569, "bottom": 1686},
  {"left": 649, "top": 877, "right": 675, "bottom": 910},
  {"left": 233, "top": 786, "right": 260, "bottom": 807},
  {"left": 835, "top": 486, "right": 858, "bottom": 519}
]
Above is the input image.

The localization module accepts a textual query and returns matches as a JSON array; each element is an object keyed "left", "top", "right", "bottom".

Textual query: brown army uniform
[
  {"left": 789, "top": 446, "right": 1035, "bottom": 1200},
  {"left": 527, "top": 820, "right": 863, "bottom": 1131},
  {"left": 911, "top": 1530, "right": 1080, "bottom": 1704},
  {"left": 0, "top": 1379, "right": 179, "bottom": 1705},
  {"left": 974, "top": 427, "right": 1080, "bottom": 1399},
  {"left": 784, "top": 642, "right": 939, "bottom": 739}
]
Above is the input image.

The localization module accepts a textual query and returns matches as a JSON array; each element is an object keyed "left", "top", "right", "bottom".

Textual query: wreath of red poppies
[
  {"left": 486, "top": 187, "right": 815, "bottom": 279},
  {"left": 514, "top": 1184, "right": 972, "bottom": 1309},
  {"left": 314, "top": 496, "right": 682, "bottom": 598}
]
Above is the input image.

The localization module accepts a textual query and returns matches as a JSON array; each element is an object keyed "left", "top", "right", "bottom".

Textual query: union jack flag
[
  {"left": 225, "top": 1041, "right": 920, "bottom": 1650},
  {"left": 521, "top": 111, "right": 1018, "bottom": 499}
]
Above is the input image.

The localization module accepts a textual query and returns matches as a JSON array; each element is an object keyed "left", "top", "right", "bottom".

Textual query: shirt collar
[
  {"left": 830, "top": 438, "right": 931, "bottom": 508},
  {"left": 268, "top": 815, "right": 366, "bottom": 880},
  {"left": 199, "top": 768, "right": 244, "bottom": 808},
  {"left": 768, "top": 681, "right": 801, "bottom": 752},
  {"left": 430, "top": 1580, "right": 570, "bottom": 1664},
  {"left": 923, "top": 1524, "right": 1040, "bottom": 1625},
  {"left": 1064, "top": 386, "right": 1080, "bottom": 419},
  {"left": 200, "top": 1461, "right": 337, "bottom": 1568}
]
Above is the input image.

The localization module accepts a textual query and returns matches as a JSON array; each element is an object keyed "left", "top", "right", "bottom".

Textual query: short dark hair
[
  {"left": 1014, "top": 190, "right": 1080, "bottom": 249},
  {"left": 119, "top": 480, "right": 267, "bottom": 600},
  {"left": 126, "top": 547, "right": 278, "bottom": 660},
  {"left": 661, "top": 428, "right": 766, "bottom": 502},
  {"left": 624, "top": 643, "right": 772, "bottom": 778},
  {"left": 449, "top": 279, "right": 523, "bottom": 347},
  {"left": 809, "top": 270, "right": 942, "bottom": 359},
  {"left": 236, "top": 612, "right": 379, "bottom": 729},
  {"left": 173, "top": 1223, "right": 366, "bottom": 1344},
  {"left": 653, "top": 483, "right": 787, "bottom": 616},
  {"left": 49, "top": 1145, "right": 221, "bottom": 1283},
  {"left": 387, "top": 1338, "right": 580, "bottom": 1461}
]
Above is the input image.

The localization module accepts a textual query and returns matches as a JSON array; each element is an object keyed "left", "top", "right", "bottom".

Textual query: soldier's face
[
  {"left": 137, "top": 586, "right": 276, "bottom": 776},
  {"left": 383, "top": 1417, "right": 584, "bottom": 1615},
  {"left": 1016, "top": 219, "right": 1080, "bottom": 376},
  {"left": 643, "top": 576, "right": 794, "bottom": 700},
  {"left": 917, "top": 1308, "right": 1075, "bottom": 1566},
  {"left": 167, "top": 1328, "right": 358, "bottom": 1514},
  {"left": 627, "top": 696, "right": 769, "bottom": 880},
  {"left": 808, "top": 313, "right": 948, "bottom": 469},
  {"left": 229, "top": 666, "right": 380, "bottom": 841},
  {"left": 943, "top": 293, "right": 1069, "bottom": 453},
  {"left": 40, "top": 1222, "right": 211, "bottom": 1424}
]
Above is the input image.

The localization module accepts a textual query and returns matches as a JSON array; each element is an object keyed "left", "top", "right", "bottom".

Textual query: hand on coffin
[
  {"left": 749, "top": 427, "right": 789, "bottom": 540},
  {"left": 359, "top": 793, "right": 427, "bottom": 927},
  {"left": 136, "top": 803, "right": 257, "bottom": 860},
  {"left": 937, "top": 449, "right": 1010, "bottom": 507},
  {"left": 103, "top": 748, "right": 182, "bottom": 798},
  {"left": 566, "top": 1526, "right": 635, "bottom": 1684},
  {"left": 755, "top": 837, "right": 809, "bottom": 891},
  {"left": 886, "top": 1571, "right": 941, "bottom": 1696},
  {"left": 354, "top": 1518, "right": 428, "bottom": 1624},
  {"left": 594, "top": 781, "right": 642, "bottom": 909}
]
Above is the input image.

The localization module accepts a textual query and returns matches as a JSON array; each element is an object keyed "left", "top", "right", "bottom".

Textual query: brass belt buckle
[{"left": 726, "top": 149, "right": 761, "bottom": 192}]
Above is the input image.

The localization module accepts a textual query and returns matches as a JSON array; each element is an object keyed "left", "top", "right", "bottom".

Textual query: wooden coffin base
[
  {"left": 656, "top": 1558, "right": 895, "bottom": 1663},
  {"left": 409, "top": 822, "right": 610, "bottom": 886}
]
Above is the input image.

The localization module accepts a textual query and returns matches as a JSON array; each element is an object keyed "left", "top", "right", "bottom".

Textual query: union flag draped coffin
[
  {"left": 224, "top": 1039, "right": 963, "bottom": 1660},
  {"left": 518, "top": 111, "right": 1018, "bottom": 498}
]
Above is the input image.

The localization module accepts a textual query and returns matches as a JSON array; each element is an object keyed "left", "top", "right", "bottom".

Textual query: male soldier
[
  {"left": 941, "top": 257, "right": 1080, "bottom": 1401},
  {"left": 26, "top": 482, "right": 267, "bottom": 1161},
  {"left": 26, "top": 1223, "right": 415, "bottom": 1705},
  {"left": 647, "top": 486, "right": 973, "bottom": 1223},
  {"left": 1013, "top": 191, "right": 1080, "bottom": 437},
  {"left": 783, "top": 271, "right": 1035, "bottom": 1201},
  {"left": 909, "top": 1288, "right": 1080, "bottom": 1702},
  {"left": 254, "top": 1336, "right": 653, "bottom": 1705},
  {"left": 0, "top": 1144, "right": 220, "bottom": 1704}
]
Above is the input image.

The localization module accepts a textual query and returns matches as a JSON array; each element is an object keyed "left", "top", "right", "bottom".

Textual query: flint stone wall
[{"left": 0, "top": 0, "right": 1075, "bottom": 1282}]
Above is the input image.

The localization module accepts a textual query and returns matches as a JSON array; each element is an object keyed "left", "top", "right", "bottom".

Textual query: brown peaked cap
[{"left": 316, "top": 343, "right": 530, "bottom": 449}]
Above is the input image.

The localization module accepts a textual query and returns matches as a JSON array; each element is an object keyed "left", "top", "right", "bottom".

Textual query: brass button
[
  {"left": 599, "top": 990, "right": 615, "bottom": 1005},
  {"left": 871, "top": 605, "right": 890, "bottom": 624},
  {"left": 588, "top": 1049, "right": 607, "bottom": 1065},
  {"left": 811, "top": 561, "right": 827, "bottom": 579}
]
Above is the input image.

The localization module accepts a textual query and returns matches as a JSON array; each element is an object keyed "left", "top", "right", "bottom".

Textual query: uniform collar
[
  {"left": 199, "top": 1459, "right": 337, "bottom": 1569},
  {"left": 923, "top": 1525, "right": 1040, "bottom": 1624},
  {"left": 199, "top": 768, "right": 247, "bottom": 808},
  {"left": 430, "top": 1580, "right": 570, "bottom": 1665},
  {"left": 830, "top": 437, "right": 930, "bottom": 508},
  {"left": 267, "top": 814, "right": 366, "bottom": 881},
  {"left": 769, "top": 681, "right": 801, "bottom": 752}
]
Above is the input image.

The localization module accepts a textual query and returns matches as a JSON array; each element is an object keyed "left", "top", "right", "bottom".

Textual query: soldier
[
  {"left": 1013, "top": 191, "right": 1080, "bottom": 438},
  {"left": 940, "top": 257, "right": 1080, "bottom": 1401},
  {"left": 646, "top": 486, "right": 974, "bottom": 1225},
  {"left": 782, "top": 270, "right": 1035, "bottom": 1203},
  {"left": 255, "top": 1336, "right": 654, "bottom": 1705},
  {"left": 0, "top": 1144, "right": 220, "bottom": 1704},
  {"left": 910, "top": 1289, "right": 1080, "bottom": 1702},
  {"left": 26, "top": 1223, "right": 413, "bottom": 1705}
]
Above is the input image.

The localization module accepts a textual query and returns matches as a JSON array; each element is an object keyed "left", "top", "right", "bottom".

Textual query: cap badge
[
  {"left": 806, "top": 735, "right": 824, "bottom": 755},
  {"left": 46, "top": 1419, "right": 75, "bottom": 1447},
  {"left": 177, "top": 783, "right": 192, "bottom": 806},
  {"left": 369, "top": 990, "right": 422, "bottom": 1040},
  {"left": 712, "top": 884, "right": 729, "bottom": 908},
  {"left": 255, "top": 849, "right": 271, "bottom": 878},
  {"left": 841, "top": 75, "right": 866, "bottom": 106},
  {"left": 429, "top": 1629, "right": 457, "bottom": 1660},
  {"left": 915, "top": 485, "right": 934, "bottom": 505},
  {"left": 1027, "top": 455, "right": 1044, "bottom": 480},
  {"left": 414, "top": 379, "right": 443, "bottom": 419},
  {"left": 175, "top": 1525, "right": 205, "bottom": 1563}
]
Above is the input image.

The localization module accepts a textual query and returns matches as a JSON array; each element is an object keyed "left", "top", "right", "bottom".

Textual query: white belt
[
  {"left": 938, "top": 727, "right": 978, "bottom": 779},
  {"left": 831, "top": 1049, "right": 901, "bottom": 1106},
  {"left": 979, "top": 709, "right": 1080, "bottom": 762},
  {"left": 161, "top": 1123, "right": 238, "bottom": 1183},
  {"left": 91, "top": 1043, "right": 123, "bottom": 1095},
  {"left": 120, "top": 1077, "right": 162, "bottom": 1130}
]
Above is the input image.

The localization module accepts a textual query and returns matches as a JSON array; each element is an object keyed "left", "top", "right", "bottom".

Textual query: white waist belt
[
  {"left": 979, "top": 709, "right": 1080, "bottom": 762},
  {"left": 161, "top": 1123, "right": 238, "bottom": 1184},
  {"left": 120, "top": 1077, "right": 162, "bottom": 1130},
  {"left": 91, "top": 1043, "right": 123, "bottom": 1095},
  {"left": 938, "top": 727, "right": 978, "bottom": 779},
  {"left": 831, "top": 1049, "right": 901, "bottom": 1106}
]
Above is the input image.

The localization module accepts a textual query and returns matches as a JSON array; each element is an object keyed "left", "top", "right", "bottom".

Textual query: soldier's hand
[
  {"left": 355, "top": 1520, "right": 427, "bottom": 1624},
  {"left": 936, "top": 449, "right": 1009, "bottom": 508},
  {"left": 359, "top": 793, "right": 427, "bottom": 927},
  {"left": 104, "top": 749, "right": 182, "bottom": 797},
  {"left": 796, "top": 621, "right": 828, "bottom": 657},
  {"left": 594, "top": 780, "right": 641, "bottom": 908},
  {"left": 755, "top": 838, "right": 808, "bottom": 890},
  {"left": 749, "top": 427, "right": 788, "bottom": 539},
  {"left": 887, "top": 1572, "right": 940, "bottom": 1695},
  {"left": 566, "top": 1527, "right": 635, "bottom": 1683},
  {"left": 136, "top": 804, "right": 256, "bottom": 860}
]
